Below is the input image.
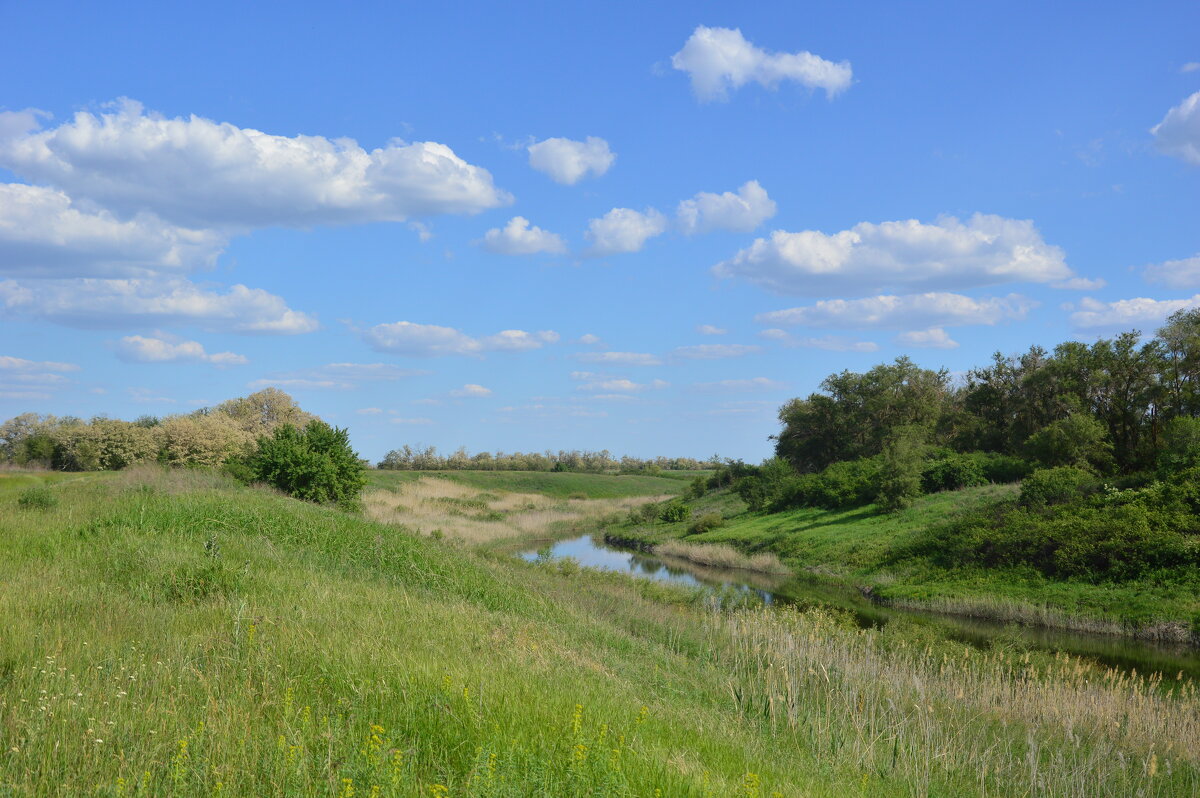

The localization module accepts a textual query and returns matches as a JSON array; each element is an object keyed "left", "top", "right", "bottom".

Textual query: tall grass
[{"left": 654, "top": 541, "right": 790, "bottom": 575}]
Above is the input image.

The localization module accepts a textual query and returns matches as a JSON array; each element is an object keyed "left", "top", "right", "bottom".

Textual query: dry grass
[
  {"left": 716, "top": 606, "right": 1200, "bottom": 796},
  {"left": 654, "top": 540, "right": 791, "bottom": 575},
  {"left": 363, "top": 477, "right": 668, "bottom": 545}
]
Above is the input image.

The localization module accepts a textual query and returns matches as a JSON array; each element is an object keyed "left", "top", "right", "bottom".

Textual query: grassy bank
[
  {"left": 1, "top": 468, "right": 1197, "bottom": 796},
  {"left": 367, "top": 470, "right": 693, "bottom": 500},
  {"left": 610, "top": 484, "right": 1200, "bottom": 639}
]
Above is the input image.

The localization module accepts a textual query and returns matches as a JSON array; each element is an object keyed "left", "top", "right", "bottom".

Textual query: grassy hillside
[
  {"left": 1, "top": 468, "right": 1196, "bottom": 796},
  {"left": 614, "top": 484, "right": 1200, "bottom": 636},
  {"left": 367, "top": 470, "right": 692, "bottom": 500}
]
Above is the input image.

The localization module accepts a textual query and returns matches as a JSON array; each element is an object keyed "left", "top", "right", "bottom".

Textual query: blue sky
[{"left": 1, "top": 0, "right": 1198, "bottom": 463}]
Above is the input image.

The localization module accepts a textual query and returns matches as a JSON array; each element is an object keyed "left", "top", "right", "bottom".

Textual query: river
[{"left": 520, "top": 534, "right": 1200, "bottom": 682}]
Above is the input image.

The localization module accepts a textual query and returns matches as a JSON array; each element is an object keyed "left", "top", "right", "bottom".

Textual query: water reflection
[{"left": 520, "top": 534, "right": 1200, "bottom": 681}]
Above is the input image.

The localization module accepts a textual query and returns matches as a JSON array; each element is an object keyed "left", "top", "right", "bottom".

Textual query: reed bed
[
  {"left": 654, "top": 541, "right": 791, "bottom": 575},
  {"left": 713, "top": 606, "right": 1200, "bottom": 797}
]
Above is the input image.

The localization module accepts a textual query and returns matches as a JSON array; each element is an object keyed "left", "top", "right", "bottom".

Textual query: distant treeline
[
  {"left": 377, "top": 445, "right": 719, "bottom": 474},
  {"left": 0, "top": 388, "right": 315, "bottom": 471}
]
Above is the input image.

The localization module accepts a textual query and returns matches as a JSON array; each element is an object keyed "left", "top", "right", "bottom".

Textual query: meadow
[{"left": 0, "top": 467, "right": 1197, "bottom": 796}]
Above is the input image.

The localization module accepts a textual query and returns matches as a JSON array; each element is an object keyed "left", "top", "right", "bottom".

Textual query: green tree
[
  {"left": 1024, "top": 414, "right": 1114, "bottom": 473},
  {"left": 246, "top": 420, "right": 366, "bottom": 506},
  {"left": 875, "top": 425, "right": 929, "bottom": 512}
]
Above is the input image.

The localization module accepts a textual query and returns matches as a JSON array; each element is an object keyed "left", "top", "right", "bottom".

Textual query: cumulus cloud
[
  {"left": 758, "top": 329, "right": 879, "bottom": 352},
  {"left": 677, "top": 180, "right": 776, "bottom": 235},
  {"left": 584, "top": 208, "right": 667, "bottom": 256},
  {"left": 1145, "top": 254, "right": 1200, "bottom": 289},
  {"left": 0, "top": 277, "right": 318, "bottom": 333},
  {"left": 0, "top": 184, "right": 224, "bottom": 279},
  {"left": 573, "top": 351, "right": 663, "bottom": 366},
  {"left": 696, "top": 324, "right": 727, "bottom": 335},
  {"left": 671, "top": 344, "right": 761, "bottom": 359},
  {"left": 1052, "top": 277, "right": 1107, "bottom": 290},
  {"left": 450, "top": 383, "right": 492, "bottom": 397},
  {"left": 714, "top": 214, "right": 1071, "bottom": 296},
  {"left": 479, "top": 216, "right": 567, "bottom": 255},
  {"left": 576, "top": 333, "right": 602, "bottom": 345},
  {"left": 1068, "top": 295, "right": 1200, "bottom": 331},
  {"left": 1151, "top": 92, "right": 1200, "bottom": 165},
  {"left": 755, "top": 292, "right": 1034, "bottom": 329},
  {"left": 362, "top": 321, "right": 558, "bottom": 357},
  {"left": 0, "top": 99, "right": 511, "bottom": 229},
  {"left": 894, "top": 327, "right": 959, "bottom": 349},
  {"left": 527, "top": 136, "right": 615, "bottom": 185},
  {"left": 671, "top": 26, "right": 852, "bottom": 102},
  {"left": 116, "top": 333, "right": 248, "bottom": 365}
]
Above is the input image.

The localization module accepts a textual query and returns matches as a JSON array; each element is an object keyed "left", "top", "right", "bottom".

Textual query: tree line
[{"left": 377, "top": 445, "right": 719, "bottom": 474}]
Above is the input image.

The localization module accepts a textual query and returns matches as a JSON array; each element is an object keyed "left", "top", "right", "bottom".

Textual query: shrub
[
  {"left": 921, "top": 453, "right": 987, "bottom": 493},
  {"left": 688, "top": 512, "right": 725, "bottom": 535},
  {"left": 972, "top": 452, "right": 1033, "bottom": 484},
  {"left": 658, "top": 500, "right": 692, "bottom": 523},
  {"left": 17, "top": 485, "right": 58, "bottom": 510},
  {"left": 245, "top": 420, "right": 366, "bottom": 507},
  {"left": 1024, "top": 414, "right": 1114, "bottom": 473},
  {"left": 1019, "top": 466, "right": 1097, "bottom": 507}
]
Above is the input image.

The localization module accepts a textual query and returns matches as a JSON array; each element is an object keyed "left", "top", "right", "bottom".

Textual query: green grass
[
  {"left": 1, "top": 467, "right": 1196, "bottom": 797},
  {"left": 613, "top": 484, "right": 1200, "bottom": 634},
  {"left": 367, "top": 470, "right": 686, "bottom": 500}
]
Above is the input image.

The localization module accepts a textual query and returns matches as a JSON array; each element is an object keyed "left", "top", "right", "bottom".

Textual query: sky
[{"left": 1, "top": 0, "right": 1199, "bottom": 464}]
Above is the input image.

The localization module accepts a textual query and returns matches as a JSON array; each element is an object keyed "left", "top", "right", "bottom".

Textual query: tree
[
  {"left": 1024, "top": 414, "right": 1114, "bottom": 473},
  {"left": 875, "top": 425, "right": 929, "bottom": 512},
  {"left": 246, "top": 420, "right": 366, "bottom": 506}
]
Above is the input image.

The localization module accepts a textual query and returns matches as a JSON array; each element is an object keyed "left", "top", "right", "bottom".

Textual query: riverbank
[{"left": 605, "top": 483, "right": 1200, "bottom": 647}]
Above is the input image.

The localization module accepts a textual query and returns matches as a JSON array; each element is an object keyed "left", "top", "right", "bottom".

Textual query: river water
[{"left": 520, "top": 534, "right": 1200, "bottom": 681}]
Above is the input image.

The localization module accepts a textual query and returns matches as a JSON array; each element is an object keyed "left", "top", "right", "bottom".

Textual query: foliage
[
  {"left": 1024, "top": 413, "right": 1114, "bottom": 472},
  {"left": 657, "top": 499, "right": 692, "bottom": 523},
  {"left": 1019, "top": 466, "right": 1097, "bottom": 507},
  {"left": 875, "top": 426, "right": 929, "bottom": 512},
  {"left": 687, "top": 511, "right": 725, "bottom": 535},
  {"left": 921, "top": 451, "right": 987, "bottom": 493},
  {"left": 378, "top": 444, "right": 718, "bottom": 473},
  {"left": 245, "top": 420, "right": 366, "bottom": 507}
]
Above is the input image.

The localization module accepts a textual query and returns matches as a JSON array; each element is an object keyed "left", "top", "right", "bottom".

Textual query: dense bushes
[{"left": 242, "top": 420, "right": 366, "bottom": 507}]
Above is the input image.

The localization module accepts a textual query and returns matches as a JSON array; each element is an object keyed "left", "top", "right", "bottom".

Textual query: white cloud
[
  {"left": 676, "top": 180, "right": 776, "bottom": 235},
  {"left": 116, "top": 333, "right": 248, "bottom": 365},
  {"left": 0, "top": 277, "right": 318, "bottom": 333},
  {"left": 479, "top": 216, "right": 567, "bottom": 255},
  {"left": 1052, "top": 277, "right": 1107, "bottom": 290},
  {"left": 584, "top": 208, "right": 667, "bottom": 256},
  {"left": 390, "top": 417, "right": 434, "bottom": 425},
  {"left": 362, "top": 321, "right": 558, "bottom": 357},
  {"left": 894, "top": 327, "right": 959, "bottom": 349},
  {"left": 527, "top": 136, "right": 614, "bottom": 185},
  {"left": 576, "top": 333, "right": 602, "bottom": 345},
  {"left": 248, "top": 378, "right": 347, "bottom": 390},
  {"left": 1145, "top": 254, "right": 1200, "bottom": 289},
  {"left": 756, "top": 292, "right": 1034, "bottom": 330},
  {"left": 1183, "top": 62, "right": 1200, "bottom": 73},
  {"left": 1151, "top": 92, "right": 1200, "bottom": 165},
  {"left": 252, "top": 363, "right": 428, "bottom": 390},
  {"left": 758, "top": 329, "right": 879, "bottom": 352},
  {"left": 0, "top": 184, "right": 224, "bottom": 279},
  {"left": 693, "top": 377, "right": 787, "bottom": 392},
  {"left": 671, "top": 26, "right": 852, "bottom": 102},
  {"left": 671, "top": 344, "right": 761, "bottom": 359},
  {"left": 356, "top": 407, "right": 384, "bottom": 415},
  {"left": 0, "top": 355, "right": 79, "bottom": 372},
  {"left": 0, "top": 99, "right": 511, "bottom": 229},
  {"left": 696, "top": 324, "right": 727, "bottom": 335},
  {"left": 1069, "top": 295, "right": 1200, "bottom": 330},
  {"left": 573, "top": 351, "right": 663, "bottom": 366},
  {"left": 576, "top": 378, "right": 668, "bottom": 393},
  {"left": 715, "top": 214, "right": 1071, "bottom": 296},
  {"left": 0, "top": 354, "right": 78, "bottom": 399},
  {"left": 450, "top": 383, "right": 492, "bottom": 397}
]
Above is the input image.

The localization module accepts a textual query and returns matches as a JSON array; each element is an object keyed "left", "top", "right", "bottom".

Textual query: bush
[
  {"left": 687, "top": 512, "right": 725, "bottom": 535},
  {"left": 1019, "top": 466, "right": 1097, "bottom": 507},
  {"left": 921, "top": 453, "right": 987, "bottom": 493},
  {"left": 245, "top": 420, "right": 366, "bottom": 507},
  {"left": 17, "top": 485, "right": 58, "bottom": 510},
  {"left": 973, "top": 452, "right": 1033, "bottom": 484},
  {"left": 658, "top": 500, "right": 692, "bottom": 523}
]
